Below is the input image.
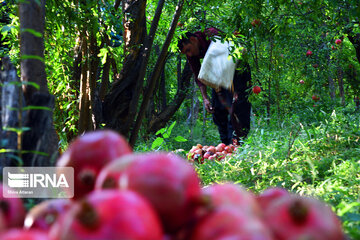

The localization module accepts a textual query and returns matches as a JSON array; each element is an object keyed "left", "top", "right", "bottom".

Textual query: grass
[{"left": 190, "top": 106, "right": 360, "bottom": 239}]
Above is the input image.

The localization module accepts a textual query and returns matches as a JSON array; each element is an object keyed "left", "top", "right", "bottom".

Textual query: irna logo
[
  {"left": 3, "top": 167, "right": 74, "bottom": 198},
  {"left": 7, "top": 172, "right": 69, "bottom": 188}
]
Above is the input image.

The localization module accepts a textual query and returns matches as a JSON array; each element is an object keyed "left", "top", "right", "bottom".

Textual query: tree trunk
[
  {"left": 19, "top": 0, "right": 47, "bottom": 105},
  {"left": 147, "top": 61, "right": 192, "bottom": 133},
  {"left": 347, "top": 32, "right": 360, "bottom": 64},
  {"left": 19, "top": 0, "right": 59, "bottom": 166},
  {"left": 102, "top": 0, "right": 148, "bottom": 136},
  {"left": 129, "top": 0, "right": 184, "bottom": 146},
  {"left": 0, "top": 57, "right": 24, "bottom": 170},
  {"left": 337, "top": 68, "right": 345, "bottom": 105}
]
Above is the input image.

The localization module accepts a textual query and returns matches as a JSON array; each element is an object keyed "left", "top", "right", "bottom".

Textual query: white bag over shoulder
[{"left": 198, "top": 39, "right": 238, "bottom": 90}]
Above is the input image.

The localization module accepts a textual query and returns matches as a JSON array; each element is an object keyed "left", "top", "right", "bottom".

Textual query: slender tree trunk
[
  {"left": 337, "top": 68, "right": 345, "bottom": 105},
  {"left": 129, "top": 0, "right": 184, "bottom": 146},
  {"left": 78, "top": 32, "right": 92, "bottom": 133},
  {"left": 147, "top": 62, "right": 192, "bottom": 134}
]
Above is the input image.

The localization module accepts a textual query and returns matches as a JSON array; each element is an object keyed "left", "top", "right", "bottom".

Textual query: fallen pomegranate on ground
[
  {"left": 56, "top": 130, "right": 132, "bottom": 199},
  {"left": 49, "top": 190, "right": 163, "bottom": 240},
  {"left": 187, "top": 143, "right": 237, "bottom": 163}
]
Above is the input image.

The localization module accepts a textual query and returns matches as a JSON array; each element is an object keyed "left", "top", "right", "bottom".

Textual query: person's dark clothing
[{"left": 185, "top": 28, "right": 252, "bottom": 143}]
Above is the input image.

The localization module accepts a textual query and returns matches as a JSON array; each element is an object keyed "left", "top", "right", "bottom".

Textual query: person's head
[{"left": 178, "top": 32, "right": 200, "bottom": 57}]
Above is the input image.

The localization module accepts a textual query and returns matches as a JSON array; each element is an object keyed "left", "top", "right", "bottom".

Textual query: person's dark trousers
[
  {"left": 231, "top": 64, "right": 252, "bottom": 139},
  {"left": 211, "top": 88, "right": 233, "bottom": 145}
]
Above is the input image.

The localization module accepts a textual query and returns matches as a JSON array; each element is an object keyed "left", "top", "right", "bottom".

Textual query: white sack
[{"left": 198, "top": 39, "right": 238, "bottom": 90}]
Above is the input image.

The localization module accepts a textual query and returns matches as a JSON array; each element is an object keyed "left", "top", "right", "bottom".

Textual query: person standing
[{"left": 178, "top": 28, "right": 252, "bottom": 145}]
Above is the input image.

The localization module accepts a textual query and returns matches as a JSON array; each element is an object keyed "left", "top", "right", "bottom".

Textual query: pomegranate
[
  {"left": 56, "top": 130, "right": 132, "bottom": 199},
  {"left": 335, "top": 39, "right": 342, "bottom": 45},
  {"left": 190, "top": 206, "right": 273, "bottom": 240},
  {"left": 306, "top": 50, "right": 313, "bottom": 56},
  {"left": 263, "top": 195, "right": 344, "bottom": 240},
  {"left": 24, "top": 199, "right": 72, "bottom": 232},
  {"left": 256, "top": 187, "right": 289, "bottom": 210},
  {"left": 50, "top": 190, "right": 163, "bottom": 240},
  {"left": 312, "top": 95, "right": 320, "bottom": 102},
  {"left": 201, "top": 183, "right": 260, "bottom": 216},
  {"left": 0, "top": 184, "right": 26, "bottom": 229},
  {"left": 252, "top": 86, "right": 261, "bottom": 95},
  {"left": 96, "top": 152, "right": 202, "bottom": 233},
  {"left": 0, "top": 229, "right": 51, "bottom": 240}
]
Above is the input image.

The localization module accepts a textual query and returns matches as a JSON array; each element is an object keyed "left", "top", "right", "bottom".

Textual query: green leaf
[
  {"left": 163, "top": 121, "right": 176, "bottom": 138},
  {"left": 174, "top": 136, "right": 187, "bottom": 142},
  {"left": 21, "top": 28, "right": 43, "bottom": 38},
  {"left": 151, "top": 137, "right": 164, "bottom": 150},
  {"left": 21, "top": 54, "right": 44, "bottom": 62}
]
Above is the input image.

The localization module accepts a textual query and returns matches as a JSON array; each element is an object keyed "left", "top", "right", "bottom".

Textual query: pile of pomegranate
[
  {"left": 0, "top": 130, "right": 346, "bottom": 240},
  {"left": 187, "top": 143, "right": 239, "bottom": 163}
]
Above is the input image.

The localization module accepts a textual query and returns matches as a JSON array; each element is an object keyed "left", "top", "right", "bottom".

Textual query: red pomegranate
[
  {"left": 56, "top": 130, "right": 132, "bottom": 199},
  {"left": 24, "top": 199, "right": 72, "bottom": 232},
  {"left": 96, "top": 152, "right": 202, "bottom": 233},
  {"left": 0, "top": 229, "right": 51, "bottom": 240},
  {"left": 252, "top": 86, "right": 261, "bottom": 95},
  {"left": 306, "top": 50, "right": 313, "bottom": 56},
  {"left": 201, "top": 183, "right": 260, "bottom": 216},
  {"left": 0, "top": 184, "right": 26, "bottom": 229},
  {"left": 190, "top": 206, "right": 273, "bottom": 240},
  {"left": 49, "top": 190, "right": 163, "bottom": 240},
  {"left": 264, "top": 195, "right": 344, "bottom": 240},
  {"left": 256, "top": 187, "right": 289, "bottom": 210}
]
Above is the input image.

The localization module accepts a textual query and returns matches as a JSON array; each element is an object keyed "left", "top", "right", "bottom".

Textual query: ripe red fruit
[
  {"left": 0, "top": 184, "right": 26, "bottom": 229},
  {"left": 201, "top": 183, "right": 260, "bottom": 216},
  {"left": 299, "top": 80, "right": 305, "bottom": 84},
  {"left": 306, "top": 50, "right": 313, "bottom": 56},
  {"left": 224, "top": 146, "right": 232, "bottom": 153},
  {"left": 263, "top": 195, "right": 344, "bottom": 240},
  {"left": 215, "top": 145, "right": 224, "bottom": 153},
  {"left": 203, "top": 152, "right": 212, "bottom": 159},
  {"left": 331, "top": 45, "right": 335, "bottom": 50},
  {"left": 312, "top": 95, "right": 320, "bottom": 102},
  {"left": 251, "top": 19, "right": 261, "bottom": 27},
  {"left": 253, "top": 86, "right": 261, "bottom": 95},
  {"left": 207, "top": 146, "right": 216, "bottom": 154},
  {"left": 190, "top": 207, "right": 273, "bottom": 240},
  {"left": 24, "top": 199, "right": 72, "bottom": 232},
  {"left": 0, "top": 229, "right": 51, "bottom": 240},
  {"left": 256, "top": 187, "right": 289, "bottom": 210},
  {"left": 50, "top": 190, "right": 163, "bottom": 240},
  {"left": 335, "top": 39, "right": 342, "bottom": 45},
  {"left": 56, "top": 130, "right": 132, "bottom": 199},
  {"left": 96, "top": 152, "right": 201, "bottom": 233}
]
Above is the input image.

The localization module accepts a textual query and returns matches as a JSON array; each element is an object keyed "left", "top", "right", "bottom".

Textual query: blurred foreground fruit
[
  {"left": 96, "top": 152, "right": 201, "bottom": 233},
  {"left": 0, "top": 184, "right": 26, "bottom": 230},
  {"left": 190, "top": 207, "right": 273, "bottom": 240},
  {"left": 50, "top": 190, "right": 163, "bottom": 240},
  {"left": 0, "top": 229, "right": 50, "bottom": 240},
  {"left": 263, "top": 195, "right": 344, "bottom": 240},
  {"left": 56, "top": 130, "right": 132, "bottom": 199},
  {"left": 24, "top": 199, "right": 72, "bottom": 232}
]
